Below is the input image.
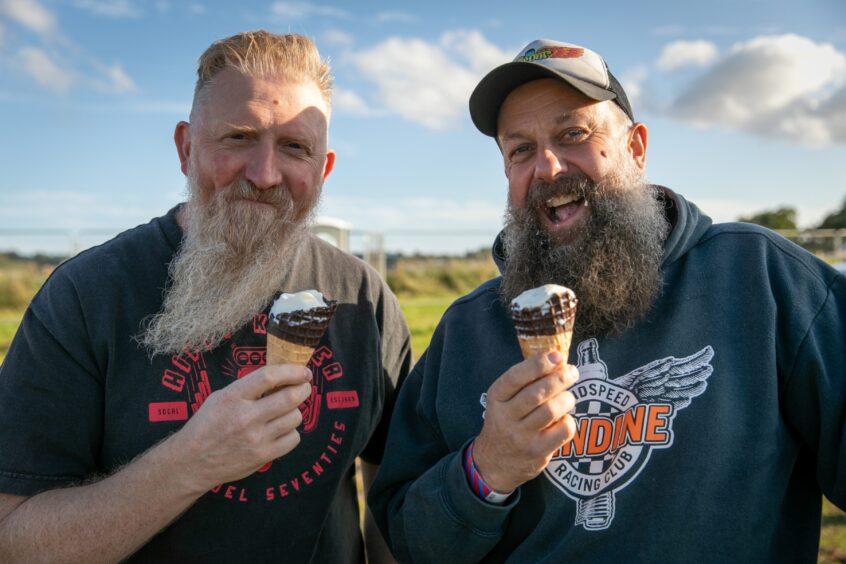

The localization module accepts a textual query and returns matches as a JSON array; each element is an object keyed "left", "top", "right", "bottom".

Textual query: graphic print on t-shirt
[
  {"left": 541, "top": 338, "right": 714, "bottom": 531},
  {"left": 147, "top": 312, "right": 360, "bottom": 504}
]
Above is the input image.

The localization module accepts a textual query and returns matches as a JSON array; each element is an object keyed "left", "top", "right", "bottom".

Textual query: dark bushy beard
[
  {"left": 499, "top": 164, "right": 669, "bottom": 340},
  {"left": 138, "top": 171, "right": 320, "bottom": 357}
]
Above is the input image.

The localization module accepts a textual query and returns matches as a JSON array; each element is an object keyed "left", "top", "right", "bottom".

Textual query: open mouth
[{"left": 544, "top": 193, "right": 586, "bottom": 224}]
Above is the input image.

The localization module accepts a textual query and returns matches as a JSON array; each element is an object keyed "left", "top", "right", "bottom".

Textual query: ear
[
  {"left": 322, "top": 149, "right": 336, "bottom": 182},
  {"left": 627, "top": 122, "right": 648, "bottom": 171},
  {"left": 174, "top": 121, "right": 191, "bottom": 176}
]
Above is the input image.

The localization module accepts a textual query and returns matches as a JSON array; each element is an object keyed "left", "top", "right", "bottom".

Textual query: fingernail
[
  {"left": 548, "top": 351, "right": 563, "bottom": 364},
  {"left": 304, "top": 367, "right": 312, "bottom": 381}
]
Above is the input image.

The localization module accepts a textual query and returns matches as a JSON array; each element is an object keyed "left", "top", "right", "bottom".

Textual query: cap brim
[{"left": 469, "top": 61, "right": 617, "bottom": 137}]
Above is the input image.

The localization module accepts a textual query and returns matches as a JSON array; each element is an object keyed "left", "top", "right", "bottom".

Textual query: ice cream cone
[
  {"left": 510, "top": 285, "right": 577, "bottom": 360},
  {"left": 266, "top": 333, "right": 317, "bottom": 367},
  {"left": 264, "top": 290, "right": 337, "bottom": 395}
]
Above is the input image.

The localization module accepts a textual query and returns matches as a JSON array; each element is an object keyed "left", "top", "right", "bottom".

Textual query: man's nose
[
  {"left": 534, "top": 148, "right": 565, "bottom": 182},
  {"left": 245, "top": 142, "right": 283, "bottom": 189}
]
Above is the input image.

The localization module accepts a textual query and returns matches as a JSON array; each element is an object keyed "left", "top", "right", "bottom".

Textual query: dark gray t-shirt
[{"left": 0, "top": 206, "right": 412, "bottom": 562}]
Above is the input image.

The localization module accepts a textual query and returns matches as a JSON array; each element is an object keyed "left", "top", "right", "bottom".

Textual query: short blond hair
[{"left": 191, "top": 30, "right": 332, "bottom": 116}]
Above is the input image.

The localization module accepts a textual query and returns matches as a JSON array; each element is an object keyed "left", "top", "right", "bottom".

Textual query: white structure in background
[
  {"left": 310, "top": 217, "right": 386, "bottom": 277},
  {"left": 311, "top": 216, "right": 351, "bottom": 251}
]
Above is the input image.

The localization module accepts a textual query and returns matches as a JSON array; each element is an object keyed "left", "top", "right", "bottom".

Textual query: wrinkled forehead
[{"left": 193, "top": 68, "right": 330, "bottom": 125}]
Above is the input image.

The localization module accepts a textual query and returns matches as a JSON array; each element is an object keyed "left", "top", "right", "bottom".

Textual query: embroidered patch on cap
[{"left": 519, "top": 46, "right": 585, "bottom": 62}]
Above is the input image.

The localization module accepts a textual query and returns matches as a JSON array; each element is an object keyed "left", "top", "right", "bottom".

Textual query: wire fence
[{"left": 1, "top": 227, "right": 844, "bottom": 269}]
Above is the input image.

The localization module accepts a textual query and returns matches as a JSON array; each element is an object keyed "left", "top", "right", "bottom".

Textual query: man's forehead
[
  {"left": 196, "top": 69, "right": 329, "bottom": 128},
  {"left": 497, "top": 80, "right": 605, "bottom": 136}
]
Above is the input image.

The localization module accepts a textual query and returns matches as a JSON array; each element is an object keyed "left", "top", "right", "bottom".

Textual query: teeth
[{"left": 546, "top": 193, "right": 579, "bottom": 208}]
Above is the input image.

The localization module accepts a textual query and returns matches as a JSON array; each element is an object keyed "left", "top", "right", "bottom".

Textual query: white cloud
[
  {"left": 71, "top": 0, "right": 141, "bottom": 18},
  {"left": 439, "top": 29, "right": 511, "bottom": 74},
  {"left": 376, "top": 11, "right": 416, "bottom": 24},
  {"left": 0, "top": 21, "right": 6, "bottom": 46},
  {"left": 349, "top": 30, "right": 511, "bottom": 130},
  {"left": 92, "top": 63, "right": 136, "bottom": 93},
  {"left": 644, "top": 34, "right": 846, "bottom": 146},
  {"left": 0, "top": 0, "right": 56, "bottom": 34},
  {"left": 333, "top": 87, "right": 378, "bottom": 116},
  {"left": 188, "top": 3, "right": 205, "bottom": 15},
  {"left": 1, "top": 0, "right": 139, "bottom": 96},
  {"left": 323, "top": 28, "right": 354, "bottom": 47},
  {"left": 270, "top": 1, "right": 349, "bottom": 20},
  {"left": 656, "top": 40, "right": 718, "bottom": 71},
  {"left": 621, "top": 64, "right": 649, "bottom": 105},
  {"left": 18, "top": 47, "right": 74, "bottom": 92}
]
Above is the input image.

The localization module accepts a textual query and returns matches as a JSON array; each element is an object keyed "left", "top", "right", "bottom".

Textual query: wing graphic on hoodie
[{"left": 612, "top": 346, "right": 714, "bottom": 410}]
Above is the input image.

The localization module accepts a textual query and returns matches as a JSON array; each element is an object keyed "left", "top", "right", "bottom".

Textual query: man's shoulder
[
  {"left": 39, "top": 210, "right": 178, "bottom": 300},
  {"left": 697, "top": 221, "right": 840, "bottom": 286},
  {"left": 301, "top": 233, "right": 373, "bottom": 271},
  {"left": 702, "top": 221, "right": 811, "bottom": 258},
  {"left": 300, "top": 233, "right": 391, "bottom": 285},
  {"left": 295, "top": 233, "right": 393, "bottom": 300},
  {"left": 441, "top": 277, "right": 503, "bottom": 321}
]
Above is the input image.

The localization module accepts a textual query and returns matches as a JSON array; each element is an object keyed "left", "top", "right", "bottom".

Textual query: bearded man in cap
[
  {"left": 368, "top": 39, "right": 846, "bottom": 562},
  {"left": 0, "top": 31, "right": 410, "bottom": 563}
]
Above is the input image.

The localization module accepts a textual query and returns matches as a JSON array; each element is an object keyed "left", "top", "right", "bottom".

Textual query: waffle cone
[
  {"left": 266, "top": 333, "right": 315, "bottom": 367},
  {"left": 517, "top": 331, "right": 573, "bottom": 360}
]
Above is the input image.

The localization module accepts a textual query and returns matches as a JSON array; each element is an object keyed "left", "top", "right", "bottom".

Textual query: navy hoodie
[{"left": 369, "top": 188, "right": 846, "bottom": 563}]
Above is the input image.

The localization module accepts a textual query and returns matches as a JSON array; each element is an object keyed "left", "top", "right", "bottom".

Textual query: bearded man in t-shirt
[{"left": 0, "top": 31, "right": 410, "bottom": 563}]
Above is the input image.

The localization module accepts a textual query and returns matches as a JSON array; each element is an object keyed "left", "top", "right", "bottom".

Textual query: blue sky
[{"left": 0, "top": 0, "right": 844, "bottom": 255}]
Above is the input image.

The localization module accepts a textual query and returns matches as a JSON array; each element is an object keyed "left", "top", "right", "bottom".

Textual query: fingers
[
  {"left": 508, "top": 363, "right": 579, "bottom": 420},
  {"left": 270, "top": 429, "right": 303, "bottom": 459},
  {"left": 522, "top": 387, "right": 576, "bottom": 430},
  {"left": 235, "top": 364, "right": 312, "bottom": 399},
  {"left": 266, "top": 403, "right": 305, "bottom": 438},
  {"left": 539, "top": 414, "right": 578, "bottom": 452},
  {"left": 258, "top": 381, "right": 312, "bottom": 417},
  {"left": 489, "top": 350, "right": 566, "bottom": 402}
]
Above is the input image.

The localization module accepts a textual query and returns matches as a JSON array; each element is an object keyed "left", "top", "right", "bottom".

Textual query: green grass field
[
  {"left": 0, "top": 311, "right": 23, "bottom": 365},
  {"left": 398, "top": 295, "right": 456, "bottom": 357},
  {"left": 821, "top": 498, "right": 846, "bottom": 563}
]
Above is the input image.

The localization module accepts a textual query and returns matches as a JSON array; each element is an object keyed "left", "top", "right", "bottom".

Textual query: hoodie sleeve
[
  {"left": 781, "top": 273, "right": 846, "bottom": 509},
  {"left": 367, "top": 344, "right": 518, "bottom": 563}
]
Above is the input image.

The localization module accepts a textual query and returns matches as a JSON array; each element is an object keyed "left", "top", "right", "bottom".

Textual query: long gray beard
[
  {"left": 138, "top": 175, "right": 319, "bottom": 357},
  {"left": 499, "top": 168, "right": 669, "bottom": 340}
]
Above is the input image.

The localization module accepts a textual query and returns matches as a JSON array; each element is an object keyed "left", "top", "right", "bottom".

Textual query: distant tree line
[{"left": 740, "top": 197, "right": 846, "bottom": 230}]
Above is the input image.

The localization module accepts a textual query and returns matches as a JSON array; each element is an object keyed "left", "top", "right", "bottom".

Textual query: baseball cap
[{"left": 469, "top": 39, "right": 634, "bottom": 137}]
